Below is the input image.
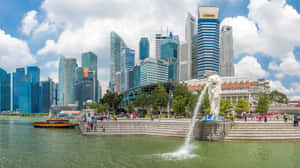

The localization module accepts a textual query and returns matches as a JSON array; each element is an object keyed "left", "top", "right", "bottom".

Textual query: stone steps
[
  {"left": 81, "top": 121, "right": 191, "bottom": 137},
  {"left": 225, "top": 122, "right": 300, "bottom": 141}
]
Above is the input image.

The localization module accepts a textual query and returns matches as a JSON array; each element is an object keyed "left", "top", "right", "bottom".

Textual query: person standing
[{"left": 264, "top": 114, "right": 267, "bottom": 123}]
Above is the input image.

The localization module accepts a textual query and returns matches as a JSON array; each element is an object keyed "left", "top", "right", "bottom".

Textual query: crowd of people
[{"left": 240, "top": 112, "right": 300, "bottom": 126}]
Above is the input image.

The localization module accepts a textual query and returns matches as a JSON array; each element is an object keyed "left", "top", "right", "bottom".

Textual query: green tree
[
  {"left": 269, "top": 90, "right": 289, "bottom": 104},
  {"left": 173, "top": 96, "right": 186, "bottom": 116},
  {"left": 187, "top": 92, "right": 198, "bottom": 113},
  {"left": 133, "top": 91, "right": 150, "bottom": 113},
  {"left": 83, "top": 102, "right": 107, "bottom": 114},
  {"left": 220, "top": 100, "right": 232, "bottom": 113},
  {"left": 127, "top": 103, "right": 134, "bottom": 114},
  {"left": 234, "top": 99, "right": 249, "bottom": 113},
  {"left": 255, "top": 93, "right": 269, "bottom": 114},
  {"left": 102, "top": 90, "right": 124, "bottom": 115},
  {"left": 200, "top": 92, "right": 210, "bottom": 115},
  {"left": 172, "top": 84, "right": 192, "bottom": 116},
  {"left": 150, "top": 84, "right": 169, "bottom": 115}
]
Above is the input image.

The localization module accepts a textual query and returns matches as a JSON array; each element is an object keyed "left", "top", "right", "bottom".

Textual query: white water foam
[{"left": 160, "top": 83, "right": 209, "bottom": 160}]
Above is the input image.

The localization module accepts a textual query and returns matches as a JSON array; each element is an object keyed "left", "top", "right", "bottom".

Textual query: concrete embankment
[
  {"left": 80, "top": 119, "right": 233, "bottom": 141},
  {"left": 81, "top": 119, "right": 192, "bottom": 138},
  {"left": 225, "top": 121, "right": 300, "bottom": 141},
  {"left": 80, "top": 119, "right": 300, "bottom": 142}
]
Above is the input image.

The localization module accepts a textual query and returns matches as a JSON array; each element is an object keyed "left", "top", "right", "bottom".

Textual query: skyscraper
[
  {"left": 58, "top": 56, "right": 77, "bottom": 105},
  {"left": 155, "top": 33, "right": 168, "bottom": 60},
  {"left": 13, "top": 68, "right": 26, "bottom": 111},
  {"left": 192, "top": 34, "right": 198, "bottom": 79},
  {"left": 110, "top": 32, "right": 127, "bottom": 91},
  {"left": 178, "top": 42, "right": 189, "bottom": 81},
  {"left": 160, "top": 34, "right": 179, "bottom": 81},
  {"left": 139, "top": 37, "right": 149, "bottom": 61},
  {"left": 120, "top": 48, "right": 135, "bottom": 92},
  {"left": 40, "top": 78, "right": 56, "bottom": 113},
  {"left": 27, "top": 66, "right": 40, "bottom": 113},
  {"left": 82, "top": 52, "right": 98, "bottom": 101},
  {"left": 134, "top": 65, "right": 141, "bottom": 88},
  {"left": 13, "top": 67, "right": 33, "bottom": 113},
  {"left": 220, "top": 26, "right": 235, "bottom": 76},
  {"left": 181, "top": 13, "right": 196, "bottom": 81},
  {"left": 140, "top": 58, "right": 168, "bottom": 86},
  {"left": 0, "top": 68, "right": 11, "bottom": 112},
  {"left": 75, "top": 76, "right": 94, "bottom": 109},
  {"left": 196, "top": 6, "right": 220, "bottom": 79}
]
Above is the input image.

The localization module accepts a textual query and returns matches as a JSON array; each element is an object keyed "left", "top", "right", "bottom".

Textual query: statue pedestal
[
  {"left": 194, "top": 120, "right": 232, "bottom": 141},
  {"left": 200, "top": 114, "right": 225, "bottom": 122}
]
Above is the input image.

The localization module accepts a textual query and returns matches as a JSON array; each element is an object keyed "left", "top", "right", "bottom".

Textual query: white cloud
[
  {"left": 221, "top": 0, "right": 300, "bottom": 58},
  {"left": 45, "top": 60, "right": 58, "bottom": 69},
  {"left": 269, "top": 52, "right": 300, "bottom": 77},
  {"left": 235, "top": 56, "right": 268, "bottom": 79},
  {"left": 49, "top": 71, "right": 58, "bottom": 83},
  {"left": 0, "top": 30, "right": 36, "bottom": 72},
  {"left": 33, "top": 21, "right": 57, "bottom": 36},
  {"left": 270, "top": 80, "right": 293, "bottom": 95},
  {"left": 22, "top": 10, "right": 39, "bottom": 35}
]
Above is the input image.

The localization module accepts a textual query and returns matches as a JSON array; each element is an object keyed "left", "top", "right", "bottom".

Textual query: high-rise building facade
[
  {"left": 160, "top": 34, "right": 179, "bottom": 81},
  {"left": 139, "top": 37, "right": 149, "bottom": 61},
  {"left": 120, "top": 48, "right": 135, "bottom": 92},
  {"left": 110, "top": 32, "right": 127, "bottom": 91},
  {"left": 58, "top": 56, "right": 77, "bottom": 105},
  {"left": 192, "top": 34, "right": 198, "bottom": 79},
  {"left": 13, "top": 68, "right": 26, "bottom": 111},
  {"left": 115, "top": 72, "right": 121, "bottom": 93},
  {"left": 155, "top": 33, "right": 168, "bottom": 60},
  {"left": 196, "top": 6, "right": 220, "bottom": 79},
  {"left": 140, "top": 58, "right": 168, "bottom": 86},
  {"left": 81, "top": 52, "right": 98, "bottom": 101},
  {"left": 134, "top": 65, "right": 140, "bottom": 87},
  {"left": 75, "top": 77, "right": 94, "bottom": 109},
  {"left": 178, "top": 42, "right": 189, "bottom": 81},
  {"left": 181, "top": 13, "right": 196, "bottom": 81},
  {"left": 27, "top": 66, "right": 40, "bottom": 113},
  {"left": 13, "top": 67, "right": 39, "bottom": 113},
  {"left": 40, "top": 78, "right": 56, "bottom": 113},
  {"left": 0, "top": 68, "right": 11, "bottom": 112},
  {"left": 220, "top": 26, "right": 235, "bottom": 77}
]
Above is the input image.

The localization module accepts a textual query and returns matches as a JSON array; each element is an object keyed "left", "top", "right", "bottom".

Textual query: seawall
[{"left": 80, "top": 119, "right": 233, "bottom": 141}]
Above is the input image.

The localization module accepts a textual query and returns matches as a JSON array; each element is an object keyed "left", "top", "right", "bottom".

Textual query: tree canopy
[
  {"left": 220, "top": 100, "right": 232, "bottom": 113},
  {"left": 255, "top": 93, "right": 269, "bottom": 114},
  {"left": 101, "top": 90, "right": 123, "bottom": 114},
  {"left": 269, "top": 90, "right": 289, "bottom": 104},
  {"left": 234, "top": 99, "right": 249, "bottom": 113},
  {"left": 150, "top": 84, "right": 169, "bottom": 114}
]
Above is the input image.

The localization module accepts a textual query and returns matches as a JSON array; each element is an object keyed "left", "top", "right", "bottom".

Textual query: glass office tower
[
  {"left": 58, "top": 56, "right": 77, "bottom": 105},
  {"left": 27, "top": 66, "right": 40, "bottom": 113},
  {"left": 110, "top": 32, "right": 127, "bottom": 91},
  {"left": 220, "top": 26, "right": 235, "bottom": 77},
  {"left": 139, "top": 37, "right": 149, "bottom": 61},
  {"left": 120, "top": 48, "right": 135, "bottom": 92},
  {"left": 0, "top": 68, "right": 11, "bottom": 112},
  {"left": 160, "top": 34, "right": 179, "bottom": 80},
  {"left": 197, "top": 6, "right": 220, "bottom": 79},
  {"left": 82, "top": 52, "right": 98, "bottom": 102}
]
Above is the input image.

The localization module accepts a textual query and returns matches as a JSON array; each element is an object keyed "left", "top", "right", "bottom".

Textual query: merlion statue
[{"left": 208, "top": 75, "right": 221, "bottom": 116}]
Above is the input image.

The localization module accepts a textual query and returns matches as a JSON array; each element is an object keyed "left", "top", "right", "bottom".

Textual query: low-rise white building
[{"left": 183, "top": 76, "right": 270, "bottom": 105}]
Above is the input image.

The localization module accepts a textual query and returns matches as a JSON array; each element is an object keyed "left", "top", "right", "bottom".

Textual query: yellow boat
[{"left": 34, "top": 120, "right": 76, "bottom": 128}]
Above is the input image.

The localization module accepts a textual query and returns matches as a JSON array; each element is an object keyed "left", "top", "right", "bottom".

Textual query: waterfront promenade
[
  {"left": 80, "top": 118, "right": 300, "bottom": 142},
  {"left": 80, "top": 119, "right": 192, "bottom": 138}
]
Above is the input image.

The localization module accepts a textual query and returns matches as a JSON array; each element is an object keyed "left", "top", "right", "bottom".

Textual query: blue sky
[{"left": 1, "top": 0, "right": 300, "bottom": 99}]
